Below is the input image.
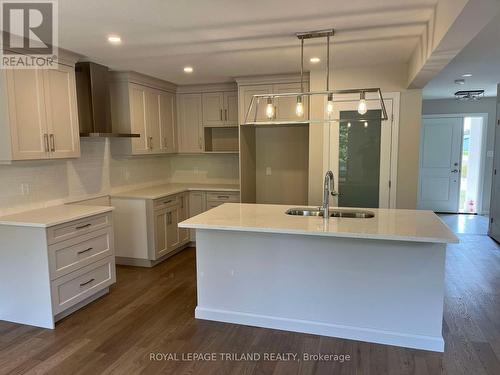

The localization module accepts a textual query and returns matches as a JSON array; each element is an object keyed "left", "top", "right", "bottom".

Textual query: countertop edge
[
  {"left": 0, "top": 206, "right": 114, "bottom": 228},
  {"left": 111, "top": 185, "right": 240, "bottom": 200},
  {"left": 178, "top": 222, "right": 459, "bottom": 244}
]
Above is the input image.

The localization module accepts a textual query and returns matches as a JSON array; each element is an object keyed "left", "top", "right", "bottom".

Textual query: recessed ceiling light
[
  {"left": 462, "top": 73, "right": 472, "bottom": 77},
  {"left": 310, "top": 57, "right": 320, "bottom": 63},
  {"left": 107, "top": 35, "right": 122, "bottom": 44},
  {"left": 183, "top": 66, "right": 193, "bottom": 73}
]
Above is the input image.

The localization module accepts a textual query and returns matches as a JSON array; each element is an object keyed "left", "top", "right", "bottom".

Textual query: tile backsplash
[{"left": 0, "top": 139, "right": 239, "bottom": 215}]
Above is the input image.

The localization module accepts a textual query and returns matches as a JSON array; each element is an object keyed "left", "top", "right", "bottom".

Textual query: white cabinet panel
[
  {"left": 129, "top": 84, "right": 150, "bottom": 154},
  {"left": 177, "top": 93, "right": 203, "bottom": 153},
  {"left": 224, "top": 91, "right": 238, "bottom": 126},
  {"left": 202, "top": 92, "right": 225, "bottom": 127},
  {"left": 159, "top": 91, "right": 176, "bottom": 153},
  {"left": 43, "top": 65, "right": 80, "bottom": 159},
  {"left": 5, "top": 69, "right": 48, "bottom": 160}
]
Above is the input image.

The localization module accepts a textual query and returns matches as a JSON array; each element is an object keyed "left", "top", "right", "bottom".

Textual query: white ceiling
[
  {"left": 59, "top": 0, "right": 438, "bottom": 85},
  {"left": 423, "top": 11, "right": 500, "bottom": 99}
]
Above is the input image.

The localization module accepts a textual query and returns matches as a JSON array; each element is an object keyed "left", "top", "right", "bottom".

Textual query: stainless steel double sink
[{"left": 285, "top": 208, "right": 375, "bottom": 218}]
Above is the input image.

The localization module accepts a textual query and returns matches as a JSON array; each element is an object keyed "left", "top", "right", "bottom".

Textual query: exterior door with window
[{"left": 327, "top": 98, "right": 394, "bottom": 208}]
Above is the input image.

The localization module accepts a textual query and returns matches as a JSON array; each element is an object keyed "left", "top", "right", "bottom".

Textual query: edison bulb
[
  {"left": 347, "top": 122, "right": 351, "bottom": 128},
  {"left": 295, "top": 96, "right": 304, "bottom": 117},
  {"left": 266, "top": 98, "right": 275, "bottom": 119},
  {"left": 364, "top": 121, "right": 368, "bottom": 128},
  {"left": 358, "top": 99, "right": 367, "bottom": 115},
  {"left": 326, "top": 94, "right": 334, "bottom": 116}
]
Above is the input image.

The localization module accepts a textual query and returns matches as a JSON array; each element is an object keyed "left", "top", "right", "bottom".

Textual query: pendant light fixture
[{"left": 242, "top": 28, "right": 388, "bottom": 126}]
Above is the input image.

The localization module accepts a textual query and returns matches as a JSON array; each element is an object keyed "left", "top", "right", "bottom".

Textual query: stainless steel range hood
[{"left": 75, "top": 62, "right": 139, "bottom": 138}]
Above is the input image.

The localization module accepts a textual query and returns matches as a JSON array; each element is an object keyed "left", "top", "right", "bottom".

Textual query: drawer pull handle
[
  {"left": 79, "top": 278, "right": 95, "bottom": 287},
  {"left": 75, "top": 223, "right": 92, "bottom": 230},
  {"left": 163, "top": 200, "right": 173, "bottom": 204},
  {"left": 217, "top": 195, "right": 230, "bottom": 199},
  {"left": 77, "top": 247, "right": 93, "bottom": 255}
]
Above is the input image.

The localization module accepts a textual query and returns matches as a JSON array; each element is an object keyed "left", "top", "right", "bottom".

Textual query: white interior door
[
  {"left": 418, "top": 117, "right": 462, "bottom": 213},
  {"left": 326, "top": 98, "right": 394, "bottom": 208}
]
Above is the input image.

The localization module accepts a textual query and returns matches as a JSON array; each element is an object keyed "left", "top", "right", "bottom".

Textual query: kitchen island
[{"left": 179, "top": 203, "right": 458, "bottom": 352}]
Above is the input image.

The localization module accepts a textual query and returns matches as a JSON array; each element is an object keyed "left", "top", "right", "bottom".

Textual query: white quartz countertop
[
  {"left": 111, "top": 183, "right": 240, "bottom": 200},
  {"left": 179, "top": 203, "right": 459, "bottom": 244},
  {"left": 0, "top": 205, "right": 114, "bottom": 228}
]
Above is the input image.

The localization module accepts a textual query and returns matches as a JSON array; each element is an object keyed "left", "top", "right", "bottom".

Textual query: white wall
[
  {"left": 0, "top": 139, "right": 239, "bottom": 216},
  {"left": 422, "top": 97, "right": 496, "bottom": 213}
]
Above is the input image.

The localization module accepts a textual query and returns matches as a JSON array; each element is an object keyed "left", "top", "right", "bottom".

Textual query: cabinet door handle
[
  {"left": 77, "top": 247, "right": 93, "bottom": 255},
  {"left": 149, "top": 136, "right": 153, "bottom": 150},
  {"left": 199, "top": 137, "right": 202, "bottom": 150},
  {"left": 49, "top": 134, "right": 55, "bottom": 152},
  {"left": 163, "top": 199, "right": 173, "bottom": 204},
  {"left": 75, "top": 223, "right": 91, "bottom": 230},
  {"left": 43, "top": 134, "right": 49, "bottom": 152},
  {"left": 220, "top": 109, "right": 223, "bottom": 121},
  {"left": 167, "top": 212, "right": 172, "bottom": 225},
  {"left": 217, "top": 195, "right": 230, "bottom": 199},
  {"left": 79, "top": 278, "right": 95, "bottom": 287},
  {"left": 225, "top": 109, "right": 228, "bottom": 121}
]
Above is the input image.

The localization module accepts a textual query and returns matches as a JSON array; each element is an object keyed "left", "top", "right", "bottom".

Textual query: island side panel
[
  {"left": 0, "top": 225, "right": 54, "bottom": 329},
  {"left": 195, "top": 229, "right": 446, "bottom": 352}
]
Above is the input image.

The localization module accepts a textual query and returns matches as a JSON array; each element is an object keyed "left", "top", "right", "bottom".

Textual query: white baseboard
[{"left": 195, "top": 307, "right": 445, "bottom": 352}]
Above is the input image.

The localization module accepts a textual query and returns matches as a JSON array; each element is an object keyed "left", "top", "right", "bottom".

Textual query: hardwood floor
[{"left": 1, "top": 232, "right": 499, "bottom": 375}]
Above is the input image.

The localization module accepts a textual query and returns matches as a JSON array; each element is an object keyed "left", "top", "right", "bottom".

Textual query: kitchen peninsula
[{"left": 179, "top": 203, "right": 458, "bottom": 352}]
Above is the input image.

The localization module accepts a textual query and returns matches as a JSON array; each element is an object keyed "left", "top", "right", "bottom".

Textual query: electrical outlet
[{"left": 266, "top": 167, "right": 272, "bottom": 176}]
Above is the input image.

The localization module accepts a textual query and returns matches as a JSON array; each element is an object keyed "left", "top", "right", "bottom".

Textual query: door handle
[
  {"left": 451, "top": 169, "right": 459, "bottom": 173},
  {"left": 49, "top": 134, "right": 55, "bottom": 152},
  {"left": 43, "top": 134, "right": 49, "bottom": 152}
]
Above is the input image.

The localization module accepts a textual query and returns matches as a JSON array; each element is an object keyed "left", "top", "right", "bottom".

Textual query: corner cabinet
[
  {"left": 109, "top": 72, "right": 177, "bottom": 156},
  {"left": 0, "top": 63, "right": 80, "bottom": 162},
  {"left": 111, "top": 192, "right": 191, "bottom": 267}
]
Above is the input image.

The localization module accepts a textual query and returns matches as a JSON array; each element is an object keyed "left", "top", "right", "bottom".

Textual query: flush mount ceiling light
[
  {"left": 455, "top": 90, "right": 484, "bottom": 101},
  {"left": 462, "top": 73, "right": 472, "bottom": 77},
  {"left": 183, "top": 66, "right": 193, "bottom": 73},
  {"left": 454, "top": 79, "right": 465, "bottom": 85},
  {"left": 310, "top": 57, "right": 321, "bottom": 63},
  {"left": 243, "top": 28, "right": 388, "bottom": 126},
  {"left": 107, "top": 35, "right": 122, "bottom": 44}
]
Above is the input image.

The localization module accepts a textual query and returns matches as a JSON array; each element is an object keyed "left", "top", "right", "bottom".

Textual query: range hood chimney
[{"left": 75, "top": 61, "right": 139, "bottom": 138}]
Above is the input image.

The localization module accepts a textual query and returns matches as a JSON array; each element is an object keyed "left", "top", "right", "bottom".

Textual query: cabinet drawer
[
  {"left": 51, "top": 256, "right": 116, "bottom": 315},
  {"left": 48, "top": 228, "right": 114, "bottom": 280},
  {"left": 153, "top": 195, "right": 178, "bottom": 210},
  {"left": 206, "top": 191, "right": 240, "bottom": 203},
  {"left": 47, "top": 213, "right": 112, "bottom": 245}
]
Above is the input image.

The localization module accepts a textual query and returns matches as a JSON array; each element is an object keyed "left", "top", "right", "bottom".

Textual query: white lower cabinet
[
  {"left": 0, "top": 210, "right": 115, "bottom": 329},
  {"left": 112, "top": 191, "right": 191, "bottom": 267}
]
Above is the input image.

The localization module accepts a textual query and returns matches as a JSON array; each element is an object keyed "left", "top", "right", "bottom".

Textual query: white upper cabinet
[
  {"left": 109, "top": 72, "right": 177, "bottom": 156},
  {"left": 0, "top": 62, "right": 80, "bottom": 162},
  {"left": 159, "top": 91, "right": 177, "bottom": 153},
  {"left": 224, "top": 91, "right": 239, "bottom": 126},
  {"left": 202, "top": 92, "right": 225, "bottom": 127},
  {"left": 43, "top": 65, "right": 80, "bottom": 159},
  {"left": 177, "top": 93, "right": 203, "bottom": 153},
  {"left": 202, "top": 91, "right": 238, "bottom": 127}
]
